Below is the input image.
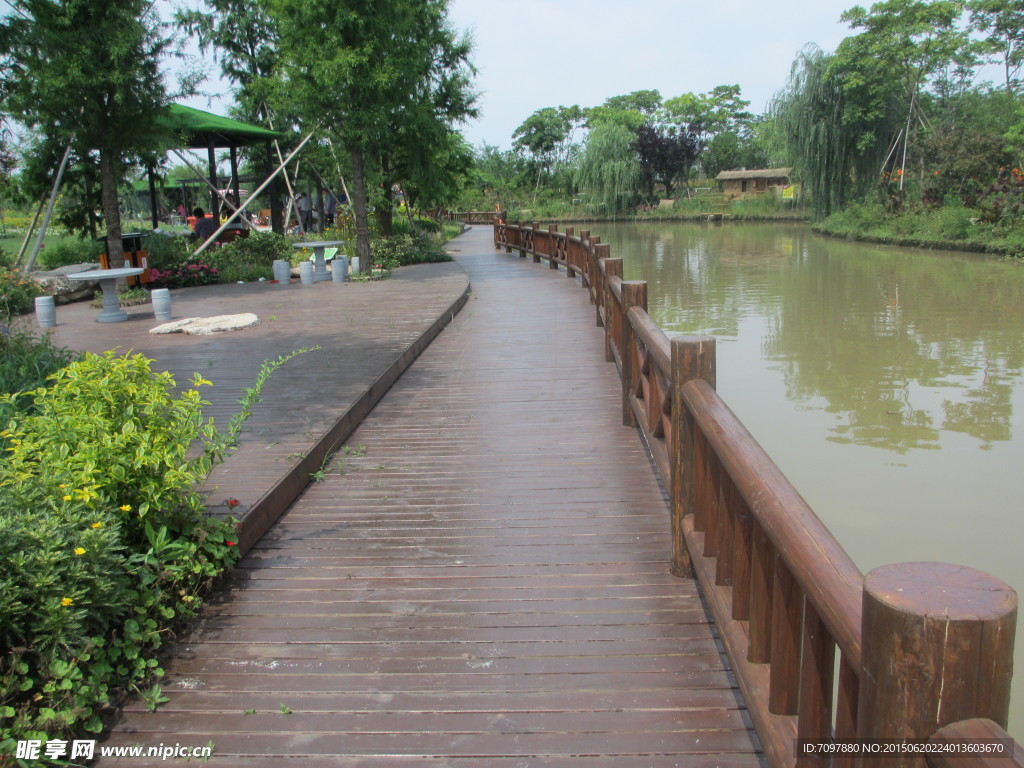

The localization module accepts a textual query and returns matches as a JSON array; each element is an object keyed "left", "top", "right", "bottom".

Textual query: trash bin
[{"left": 96, "top": 233, "right": 151, "bottom": 285}]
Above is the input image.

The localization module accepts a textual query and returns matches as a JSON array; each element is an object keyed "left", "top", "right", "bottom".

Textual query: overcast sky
[
  {"left": 445, "top": 0, "right": 861, "bottom": 148},
  {"left": 177, "top": 0, "right": 888, "bottom": 151}
]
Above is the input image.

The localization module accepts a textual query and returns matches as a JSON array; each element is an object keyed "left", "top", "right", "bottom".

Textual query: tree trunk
[
  {"left": 379, "top": 183, "right": 394, "bottom": 237},
  {"left": 403, "top": 187, "right": 417, "bottom": 232},
  {"left": 100, "top": 147, "right": 125, "bottom": 271},
  {"left": 350, "top": 147, "right": 372, "bottom": 275}
]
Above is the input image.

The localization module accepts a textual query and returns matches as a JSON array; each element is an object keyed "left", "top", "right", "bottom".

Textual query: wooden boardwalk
[{"left": 95, "top": 228, "right": 761, "bottom": 766}]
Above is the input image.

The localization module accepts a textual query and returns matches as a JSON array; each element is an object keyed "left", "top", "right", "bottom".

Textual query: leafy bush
[
  {"left": 0, "top": 327, "right": 79, "bottom": 426},
  {"left": 0, "top": 353, "right": 238, "bottom": 746},
  {"left": 819, "top": 199, "right": 888, "bottom": 237},
  {"left": 215, "top": 264, "right": 271, "bottom": 283},
  {"left": 205, "top": 231, "right": 290, "bottom": 281},
  {"left": 0, "top": 268, "right": 45, "bottom": 319},
  {"left": 373, "top": 233, "right": 451, "bottom": 269},
  {"left": 976, "top": 168, "right": 1024, "bottom": 226},
  {"left": 143, "top": 234, "right": 191, "bottom": 271},
  {"left": 0, "top": 348, "right": 309, "bottom": 752},
  {"left": 36, "top": 238, "right": 101, "bottom": 270}
]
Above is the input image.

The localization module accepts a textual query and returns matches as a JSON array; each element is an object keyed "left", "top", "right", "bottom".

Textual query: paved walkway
[{"left": 88, "top": 228, "right": 760, "bottom": 766}]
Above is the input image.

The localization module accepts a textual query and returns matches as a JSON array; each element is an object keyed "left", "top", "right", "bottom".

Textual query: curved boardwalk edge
[
  {"left": 46, "top": 256, "right": 472, "bottom": 561},
  {"left": 236, "top": 278, "right": 471, "bottom": 553}
]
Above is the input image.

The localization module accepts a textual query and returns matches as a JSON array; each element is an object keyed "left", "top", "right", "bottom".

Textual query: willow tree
[
  {"left": 1, "top": 0, "right": 174, "bottom": 273},
  {"left": 769, "top": 45, "right": 898, "bottom": 218},
  {"left": 575, "top": 122, "right": 642, "bottom": 215}
]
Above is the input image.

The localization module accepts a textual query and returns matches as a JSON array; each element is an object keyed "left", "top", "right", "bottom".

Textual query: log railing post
[
  {"left": 669, "top": 336, "right": 715, "bottom": 577},
  {"left": 857, "top": 563, "right": 1017, "bottom": 767},
  {"left": 603, "top": 258, "right": 622, "bottom": 363},
  {"left": 620, "top": 281, "right": 647, "bottom": 427},
  {"left": 564, "top": 227, "right": 575, "bottom": 277},
  {"left": 593, "top": 244, "right": 610, "bottom": 318},
  {"left": 548, "top": 224, "right": 559, "bottom": 270},
  {"left": 531, "top": 221, "right": 541, "bottom": 263}
]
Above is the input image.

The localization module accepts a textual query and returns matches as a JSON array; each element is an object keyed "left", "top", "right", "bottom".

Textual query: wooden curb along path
[{"left": 97, "top": 227, "right": 761, "bottom": 766}]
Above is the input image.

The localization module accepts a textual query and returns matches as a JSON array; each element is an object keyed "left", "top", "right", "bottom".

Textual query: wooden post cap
[
  {"left": 859, "top": 562, "right": 1017, "bottom": 758},
  {"left": 865, "top": 562, "right": 1017, "bottom": 621}
]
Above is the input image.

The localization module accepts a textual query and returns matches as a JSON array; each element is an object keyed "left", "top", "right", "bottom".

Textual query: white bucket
[
  {"left": 151, "top": 288, "right": 172, "bottom": 321},
  {"left": 35, "top": 296, "right": 56, "bottom": 328},
  {"left": 332, "top": 255, "right": 349, "bottom": 282},
  {"left": 273, "top": 260, "right": 290, "bottom": 284}
]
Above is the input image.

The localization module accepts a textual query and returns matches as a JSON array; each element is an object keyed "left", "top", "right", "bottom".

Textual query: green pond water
[{"left": 599, "top": 220, "right": 1024, "bottom": 736}]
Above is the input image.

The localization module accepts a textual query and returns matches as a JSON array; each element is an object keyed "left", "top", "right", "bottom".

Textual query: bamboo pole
[
  {"left": 193, "top": 130, "right": 315, "bottom": 257},
  {"left": 13, "top": 196, "right": 47, "bottom": 269},
  {"left": 22, "top": 143, "right": 74, "bottom": 274},
  {"left": 170, "top": 150, "right": 256, "bottom": 230},
  {"left": 263, "top": 109, "right": 305, "bottom": 236}
]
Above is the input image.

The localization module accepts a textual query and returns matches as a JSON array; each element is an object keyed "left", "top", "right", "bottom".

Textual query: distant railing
[
  {"left": 442, "top": 210, "right": 500, "bottom": 224},
  {"left": 493, "top": 217, "right": 1021, "bottom": 768}
]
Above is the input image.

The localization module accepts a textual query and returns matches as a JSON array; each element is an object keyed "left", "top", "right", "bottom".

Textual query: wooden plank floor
[{"left": 98, "top": 228, "right": 762, "bottom": 766}]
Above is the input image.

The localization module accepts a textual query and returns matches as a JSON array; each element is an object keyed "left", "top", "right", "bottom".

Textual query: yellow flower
[
  {"left": 120, "top": 504, "right": 132, "bottom": 512},
  {"left": 61, "top": 597, "right": 74, "bottom": 607},
  {"left": 73, "top": 547, "right": 86, "bottom": 556},
  {"left": 91, "top": 522, "right": 103, "bottom": 529},
  {"left": 58, "top": 483, "right": 69, "bottom": 489},
  {"left": 62, "top": 495, "right": 72, "bottom": 501}
]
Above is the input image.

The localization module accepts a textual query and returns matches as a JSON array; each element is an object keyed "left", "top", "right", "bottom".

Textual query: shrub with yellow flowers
[{"left": 0, "top": 347, "right": 312, "bottom": 753}]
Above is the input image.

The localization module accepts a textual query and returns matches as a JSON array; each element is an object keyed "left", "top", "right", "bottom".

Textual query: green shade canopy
[{"left": 157, "top": 103, "right": 285, "bottom": 149}]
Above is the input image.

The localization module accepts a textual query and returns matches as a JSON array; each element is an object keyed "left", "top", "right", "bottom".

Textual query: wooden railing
[
  {"left": 442, "top": 210, "right": 500, "bottom": 224},
  {"left": 493, "top": 218, "right": 1021, "bottom": 768}
]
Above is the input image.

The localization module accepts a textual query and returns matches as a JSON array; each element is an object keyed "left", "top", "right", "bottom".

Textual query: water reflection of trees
[{"left": 607, "top": 222, "right": 1024, "bottom": 452}]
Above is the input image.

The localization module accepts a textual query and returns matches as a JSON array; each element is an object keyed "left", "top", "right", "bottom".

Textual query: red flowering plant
[
  {"left": 148, "top": 263, "right": 220, "bottom": 289},
  {"left": 976, "top": 167, "right": 1024, "bottom": 225}
]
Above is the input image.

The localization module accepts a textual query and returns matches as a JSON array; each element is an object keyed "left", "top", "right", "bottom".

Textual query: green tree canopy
[
  {"left": 602, "top": 90, "right": 663, "bottom": 116},
  {"left": 1, "top": 0, "right": 178, "bottom": 269},
  {"left": 967, "top": 0, "right": 1024, "bottom": 93},
  {"left": 512, "top": 105, "right": 585, "bottom": 193},
  {"left": 266, "top": 0, "right": 477, "bottom": 268}
]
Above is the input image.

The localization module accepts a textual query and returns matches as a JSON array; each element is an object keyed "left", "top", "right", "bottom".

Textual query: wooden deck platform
[
  {"left": 46, "top": 259, "right": 470, "bottom": 547},
  {"left": 83, "top": 228, "right": 761, "bottom": 766}
]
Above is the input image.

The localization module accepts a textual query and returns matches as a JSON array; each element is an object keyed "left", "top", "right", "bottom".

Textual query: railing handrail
[
  {"left": 680, "top": 376, "right": 864, "bottom": 667},
  {"left": 492, "top": 216, "right": 1020, "bottom": 768},
  {"left": 442, "top": 210, "right": 500, "bottom": 224}
]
